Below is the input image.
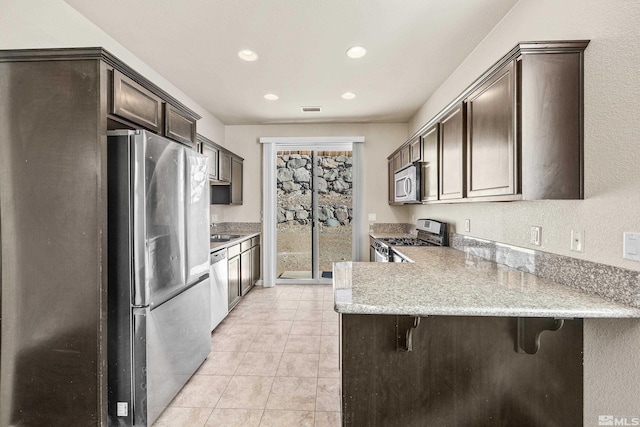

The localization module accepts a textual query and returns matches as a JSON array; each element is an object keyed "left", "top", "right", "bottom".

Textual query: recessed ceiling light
[
  {"left": 264, "top": 93, "right": 279, "bottom": 101},
  {"left": 238, "top": 49, "right": 258, "bottom": 61},
  {"left": 342, "top": 92, "right": 356, "bottom": 100},
  {"left": 346, "top": 46, "right": 367, "bottom": 59}
]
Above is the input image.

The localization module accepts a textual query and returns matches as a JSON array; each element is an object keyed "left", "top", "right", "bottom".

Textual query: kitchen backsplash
[
  {"left": 370, "top": 223, "right": 415, "bottom": 234},
  {"left": 211, "top": 222, "right": 262, "bottom": 233},
  {"left": 450, "top": 234, "right": 640, "bottom": 309}
]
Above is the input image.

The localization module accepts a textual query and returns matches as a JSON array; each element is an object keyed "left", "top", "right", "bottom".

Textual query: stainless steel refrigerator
[{"left": 106, "top": 130, "right": 211, "bottom": 426}]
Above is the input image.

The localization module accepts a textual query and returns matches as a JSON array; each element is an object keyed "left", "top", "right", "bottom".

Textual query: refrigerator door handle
[{"left": 132, "top": 132, "right": 148, "bottom": 307}]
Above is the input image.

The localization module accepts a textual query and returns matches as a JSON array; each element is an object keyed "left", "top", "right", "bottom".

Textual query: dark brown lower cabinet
[
  {"left": 341, "top": 314, "right": 583, "bottom": 427},
  {"left": 227, "top": 236, "right": 261, "bottom": 310},
  {"left": 228, "top": 254, "right": 241, "bottom": 310},
  {"left": 251, "top": 243, "right": 261, "bottom": 284},
  {"left": 240, "top": 249, "right": 252, "bottom": 296}
]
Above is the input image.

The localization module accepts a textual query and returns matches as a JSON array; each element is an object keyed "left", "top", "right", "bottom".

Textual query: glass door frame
[{"left": 260, "top": 137, "right": 365, "bottom": 287}]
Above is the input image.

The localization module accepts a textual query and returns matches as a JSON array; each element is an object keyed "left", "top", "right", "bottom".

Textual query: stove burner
[{"left": 378, "top": 237, "right": 433, "bottom": 247}]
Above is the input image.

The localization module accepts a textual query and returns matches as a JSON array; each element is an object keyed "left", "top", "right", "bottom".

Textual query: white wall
[
  {"left": 0, "top": 0, "right": 226, "bottom": 144},
  {"left": 221, "top": 123, "right": 409, "bottom": 257},
  {"left": 405, "top": 0, "right": 640, "bottom": 423}
]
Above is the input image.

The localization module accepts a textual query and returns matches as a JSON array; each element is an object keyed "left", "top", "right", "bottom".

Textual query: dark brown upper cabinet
[
  {"left": 111, "top": 70, "right": 162, "bottom": 132},
  {"left": 209, "top": 148, "right": 243, "bottom": 205},
  {"left": 198, "top": 134, "right": 219, "bottom": 181},
  {"left": 387, "top": 40, "right": 588, "bottom": 205},
  {"left": 519, "top": 46, "right": 584, "bottom": 199},
  {"left": 392, "top": 151, "right": 402, "bottom": 173},
  {"left": 400, "top": 145, "right": 411, "bottom": 168},
  {"left": 466, "top": 59, "right": 516, "bottom": 199},
  {"left": 165, "top": 103, "right": 196, "bottom": 145},
  {"left": 388, "top": 159, "right": 396, "bottom": 204},
  {"left": 231, "top": 156, "right": 243, "bottom": 205},
  {"left": 409, "top": 137, "right": 422, "bottom": 163},
  {"left": 421, "top": 124, "right": 439, "bottom": 202},
  {"left": 439, "top": 104, "right": 466, "bottom": 200},
  {"left": 219, "top": 151, "right": 232, "bottom": 183}
]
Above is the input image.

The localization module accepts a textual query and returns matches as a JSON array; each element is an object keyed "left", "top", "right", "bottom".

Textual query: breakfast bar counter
[
  {"left": 333, "top": 247, "right": 640, "bottom": 318},
  {"left": 333, "top": 246, "right": 640, "bottom": 426}
]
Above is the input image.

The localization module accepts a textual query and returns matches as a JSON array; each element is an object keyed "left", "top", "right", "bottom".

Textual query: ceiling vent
[{"left": 301, "top": 106, "right": 322, "bottom": 113}]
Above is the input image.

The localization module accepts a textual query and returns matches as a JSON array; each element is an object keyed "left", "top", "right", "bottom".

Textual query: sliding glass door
[{"left": 276, "top": 150, "right": 352, "bottom": 282}]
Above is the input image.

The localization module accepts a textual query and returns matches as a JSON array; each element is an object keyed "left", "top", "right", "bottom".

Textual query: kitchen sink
[{"left": 210, "top": 234, "right": 241, "bottom": 243}]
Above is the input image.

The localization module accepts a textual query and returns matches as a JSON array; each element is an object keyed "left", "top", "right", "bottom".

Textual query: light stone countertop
[
  {"left": 333, "top": 246, "right": 640, "bottom": 318},
  {"left": 209, "top": 232, "right": 260, "bottom": 253}
]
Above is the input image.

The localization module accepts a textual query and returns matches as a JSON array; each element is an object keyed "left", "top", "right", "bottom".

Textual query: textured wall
[{"left": 404, "top": 0, "right": 640, "bottom": 423}]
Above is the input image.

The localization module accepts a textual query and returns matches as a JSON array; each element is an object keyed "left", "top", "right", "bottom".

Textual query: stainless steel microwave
[{"left": 394, "top": 163, "right": 421, "bottom": 203}]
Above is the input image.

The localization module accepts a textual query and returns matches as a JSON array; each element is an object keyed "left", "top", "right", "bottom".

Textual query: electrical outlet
[
  {"left": 464, "top": 219, "right": 471, "bottom": 233},
  {"left": 212, "top": 213, "right": 219, "bottom": 222},
  {"left": 411, "top": 214, "right": 416, "bottom": 223},
  {"left": 368, "top": 213, "right": 377, "bottom": 222},
  {"left": 116, "top": 402, "right": 128, "bottom": 417},
  {"left": 571, "top": 229, "right": 584, "bottom": 252},
  {"left": 623, "top": 232, "right": 640, "bottom": 261},
  {"left": 531, "top": 226, "right": 541, "bottom": 246}
]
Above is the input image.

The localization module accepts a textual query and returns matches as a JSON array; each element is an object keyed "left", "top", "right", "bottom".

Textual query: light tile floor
[{"left": 153, "top": 284, "right": 341, "bottom": 427}]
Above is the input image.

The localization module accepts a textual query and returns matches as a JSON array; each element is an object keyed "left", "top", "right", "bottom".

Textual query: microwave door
[
  {"left": 405, "top": 179, "right": 412, "bottom": 199},
  {"left": 395, "top": 176, "right": 406, "bottom": 201}
]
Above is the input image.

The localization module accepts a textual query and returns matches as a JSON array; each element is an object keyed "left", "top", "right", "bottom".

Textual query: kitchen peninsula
[{"left": 334, "top": 248, "right": 640, "bottom": 426}]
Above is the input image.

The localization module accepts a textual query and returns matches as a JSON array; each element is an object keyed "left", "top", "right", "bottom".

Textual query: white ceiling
[{"left": 64, "top": 0, "right": 518, "bottom": 125}]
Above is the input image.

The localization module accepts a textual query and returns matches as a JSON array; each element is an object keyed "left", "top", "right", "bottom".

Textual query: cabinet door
[
  {"left": 466, "top": 60, "right": 516, "bottom": 198},
  {"left": 251, "top": 244, "right": 260, "bottom": 285},
  {"left": 392, "top": 152, "right": 402, "bottom": 173},
  {"left": 111, "top": 70, "right": 162, "bottom": 132},
  {"left": 388, "top": 159, "right": 395, "bottom": 204},
  {"left": 228, "top": 255, "right": 241, "bottom": 310},
  {"left": 421, "top": 124, "right": 439, "bottom": 202},
  {"left": 165, "top": 103, "right": 197, "bottom": 146},
  {"left": 521, "top": 52, "right": 583, "bottom": 200},
  {"left": 409, "top": 137, "right": 422, "bottom": 163},
  {"left": 202, "top": 143, "right": 219, "bottom": 181},
  {"left": 219, "top": 151, "right": 232, "bottom": 182},
  {"left": 240, "top": 250, "right": 252, "bottom": 296},
  {"left": 231, "top": 157, "right": 243, "bottom": 205},
  {"left": 439, "top": 104, "right": 466, "bottom": 200},
  {"left": 400, "top": 145, "right": 411, "bottom": 168}
]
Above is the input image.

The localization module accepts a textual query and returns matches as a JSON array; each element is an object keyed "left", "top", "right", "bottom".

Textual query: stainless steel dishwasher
[{"left": 210, "top": 249, "right": 229, "bottom": 332}]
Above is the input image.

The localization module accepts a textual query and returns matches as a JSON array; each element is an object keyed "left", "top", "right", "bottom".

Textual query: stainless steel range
[{"left": 372, "top": 219, "right": 448, "bottom": 262}]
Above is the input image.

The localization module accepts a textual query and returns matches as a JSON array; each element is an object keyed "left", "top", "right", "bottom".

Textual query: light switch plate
[
  {"left": 623, "top": 232, "right": 640, "bottom": 261},
  {"left": 464, "top": 219, "right": 470, "bottom": 233},
  {"left": 531, "top": 226, "right": 541, "bottom": 246},
  {"left": 368, "top": 213, "right": 377, "bottom": 222},
  {"left": 571, "top": 229, "right": 584, "bottom": 252}
]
